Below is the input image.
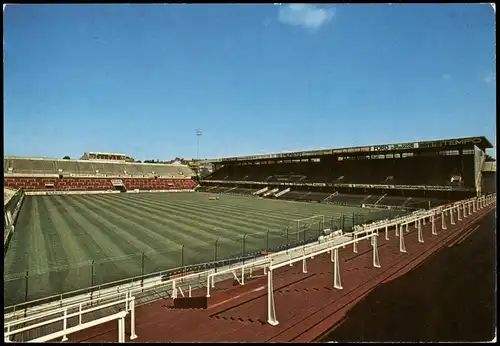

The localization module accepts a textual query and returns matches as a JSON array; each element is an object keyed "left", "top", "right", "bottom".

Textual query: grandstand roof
[
  {"left": 206, "top": 136, "right": 494, "bottom": 163},
  {"left": 4, "top": 156, "right": 189, "bottom": 167}
]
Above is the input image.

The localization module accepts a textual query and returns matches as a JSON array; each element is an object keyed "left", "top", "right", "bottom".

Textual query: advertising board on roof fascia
[
  {"left": 331, "top": 146, "right": 371, "bottom": 154},
  {"left": 370, "top": 142, "right": 419, "bottom": 152},
  {"left": 417, "top": 137, "right": 484, "bottom": 149}
]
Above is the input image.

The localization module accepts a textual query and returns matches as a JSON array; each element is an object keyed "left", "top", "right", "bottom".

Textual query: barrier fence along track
[
  {"left": 4, "top": 208, "right": 398, "bottom": 308},
  {"left": 3, "top": 194, "right": 495, "bottom": 342}
]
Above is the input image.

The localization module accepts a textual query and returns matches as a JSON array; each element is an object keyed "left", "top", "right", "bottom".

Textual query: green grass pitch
[{"left": 4, "top": 192, "right": 381, "bottom": 307}]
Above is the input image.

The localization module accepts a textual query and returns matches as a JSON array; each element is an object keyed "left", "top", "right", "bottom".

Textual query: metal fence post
[
  {"left": 286, "top": 227, "right": 289, "bottom": 252},
  {"left": 90, "top": 260, "right": 95, "bottom": 304},
  {"left": 242, "top": 234, "right": 247, "bottom": 263},
  {"left": 214, "top": 238, "right": 219, "bottom": 273},
  {"left": 181, "top": 245, "right": 185, "bottom": 274},
  {"left": 24, "top": 270, "right": 29, "bottom": 317},
  {"left": 141, "top": 252, "right": 145, "bottom": 288}
]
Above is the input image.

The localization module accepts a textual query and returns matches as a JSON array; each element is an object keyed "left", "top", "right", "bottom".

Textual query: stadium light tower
[{"left": 196, "top": 129, "right": 202, "bottom": 161}]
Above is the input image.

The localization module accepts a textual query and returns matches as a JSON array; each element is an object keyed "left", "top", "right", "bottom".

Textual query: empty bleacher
[
  {"left": 205, "top": 154, "right": 475, "bottom": 188},
  {"left": 4, "top": 157, "right": 194, "bottom": 179},
  {"left": 326, "top": 194, "right": 369, "bottom": 207},
  {"left": 227, "top": 187, "right": 256, "bottom": 195},
  {"left": 4, "top": 157, "right": 197, "bottom": 193}
]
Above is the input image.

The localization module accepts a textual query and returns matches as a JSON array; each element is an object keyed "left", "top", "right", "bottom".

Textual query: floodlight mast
[{"left": 196, "top": 129, "right": 202, "bottom": 176}]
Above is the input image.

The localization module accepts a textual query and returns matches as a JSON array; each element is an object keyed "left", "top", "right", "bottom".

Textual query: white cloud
[
  {"left": 484, "top": 72, "right": 496, "bottom": 84},
  {"left": 278, "top": 4, "right": 335, "bottom": 31}
]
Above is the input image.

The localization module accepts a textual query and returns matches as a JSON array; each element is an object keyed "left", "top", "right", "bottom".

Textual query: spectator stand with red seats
[{"left": 3, "top": 157, "right": 198, "bottom": 194}]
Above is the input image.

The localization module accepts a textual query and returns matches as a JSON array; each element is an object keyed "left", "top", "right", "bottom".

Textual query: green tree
[{"left": 63, "top": 156, "right": 71, "bottom": 160}]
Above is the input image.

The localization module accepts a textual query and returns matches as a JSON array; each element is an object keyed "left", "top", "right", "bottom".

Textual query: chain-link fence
[{"left": 4, "top": 209, "right": 407, "bottom": 308}]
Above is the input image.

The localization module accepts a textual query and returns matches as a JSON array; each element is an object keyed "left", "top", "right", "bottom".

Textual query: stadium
[{"left": 3, "top": 135, "right": 496, "bottom": 342}]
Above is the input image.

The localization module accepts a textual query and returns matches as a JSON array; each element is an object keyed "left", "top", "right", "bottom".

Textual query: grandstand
[
  {"left": 3, "top": 156, "right": 197, "bottom": 192},
  {"left": 201, "top": 136, "right": 494, "bottom": 208}
]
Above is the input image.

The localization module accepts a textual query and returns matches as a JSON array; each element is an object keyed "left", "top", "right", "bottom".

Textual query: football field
[{"left": 4, "top": 191, "right": 389, "bottom": 306}]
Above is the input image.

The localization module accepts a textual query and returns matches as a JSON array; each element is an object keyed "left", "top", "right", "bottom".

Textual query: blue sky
[{"left": 4, "top": 4, "right": 496, "bottom": 160}]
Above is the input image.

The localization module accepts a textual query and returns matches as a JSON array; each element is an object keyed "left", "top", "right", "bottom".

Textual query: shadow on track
[{"left": 320, "top": 211, "right": 496, "bottom": 342}]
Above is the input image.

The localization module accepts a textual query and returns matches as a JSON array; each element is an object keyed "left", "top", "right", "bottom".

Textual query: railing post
[
  {"left": 62, "top": 308, "right": 68, "bottom": 342},
  {"left": 372, "top": 234, "right": 380, "bottom": 268},
  {"left": 130, "top": 298, "right": 138, "bottom": 340},
  {"left": 431, "top": 214, "right": 437, "bottom": 235},
  {"left": 418, "top": 219, "right": 423, "bottom": 243},
  {"left": 399, "top": 224, "right": 406, "bottom": 253},
  {"left": 333, "top": 248, "right": 342, "bottom": 289},
  {"left": 267, "top": 269, "right": 279, "bottom": 326},
  {"left": 353, "top": 234, "right": 358, "bottom": 253},
  {"left": 206, "top": 275, "right": 211, "bottom": 298},
  {"left": 302, "top": 248, "right": 307, "bottom": 273},
  {"left": 118, "top": 317, "right": 125, "bottom": 343},
  {"left": 79, "top": 303, "right": 82, "bottom": 325},
  {"left": 385, "top": 225, "right": 389, "bottom": 240}
]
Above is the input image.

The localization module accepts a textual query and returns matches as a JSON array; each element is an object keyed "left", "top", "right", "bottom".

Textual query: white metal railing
[
  {"left": 4, "top": 292, "right": 136, "bottom": 343},
  {"left": 4, "top": 253, "right": 262, "bottom": 319},
  {"left": 206, "top": 258, "right": 272, "bottom": 298},
  {"left": 264, "top": 194, "right": 495, "bottom": 326}
]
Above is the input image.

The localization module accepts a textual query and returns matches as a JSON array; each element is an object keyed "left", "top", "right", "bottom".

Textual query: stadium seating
[
  {"left": 205, "top": 154, "right": 475, "bottom": 188},
  {"left": 3, "top": 157, "right": 198, "bottom": 193},
  {"left": 3, "top": 177, "right": 197, "bottom": 192},
  {"left": 4, "top": 157, "right": 194, "bottom": 179}
]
